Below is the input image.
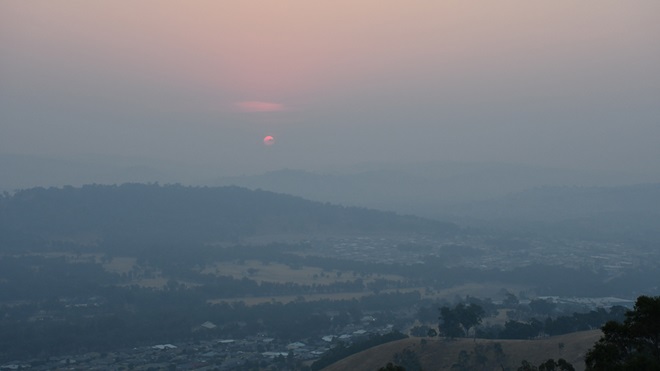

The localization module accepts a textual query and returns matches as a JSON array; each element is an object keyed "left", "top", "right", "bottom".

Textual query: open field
[
  {"left": 208, "top": 282, "right": 532, "bottom": 306},
  {"left": 208, "top": 291, "right": 374, "bottom": 306},
  {"left": 16, "top": 253, "right": 531, "bottom": 302},
  {"left": 208, "top": 287, "right": 428, "bottom": 306},
  {"left": 201, "top": 259, "right": 403, "bottom": 284},
  {"left": 37, "top": 251, "right": 101, "bottom": 263},
  {"left": 102, "top": 256, "right": 138, "bottom": 274}
]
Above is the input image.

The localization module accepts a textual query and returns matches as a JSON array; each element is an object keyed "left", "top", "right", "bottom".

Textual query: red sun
[{"left": 263, "top": 135, "right": 275, "bottom": 146}]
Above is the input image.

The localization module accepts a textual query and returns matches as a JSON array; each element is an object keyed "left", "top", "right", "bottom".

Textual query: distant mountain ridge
[
  {"left": 441, "top": 183, "right": 660, "bottom": 221},
  {"left": 4, "top": 153, "right": 658, "bottom": 217},
  {"left": 209, "top": 164, "right": 660, "bottom": 218},
  {"left": 437, "top": 183, "right": 660, "bottom": 244},
  {"left": 210, "top": 169, "right": 660, "bottom": 243},
  {"left": 0, "top": 154, "right": 170, "bottom": 191},
  {"left": 0, "top": 184, "right": 458, "bottom": 251}
]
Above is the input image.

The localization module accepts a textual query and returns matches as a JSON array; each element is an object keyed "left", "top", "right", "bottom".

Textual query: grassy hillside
[{"left": 322, "top": 330, "right": 601, "bottom": 371}]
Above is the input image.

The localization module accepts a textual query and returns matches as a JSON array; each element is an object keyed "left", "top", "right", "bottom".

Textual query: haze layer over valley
[{"left": 2, "top": 1, "right": 659, "bottom": 369}]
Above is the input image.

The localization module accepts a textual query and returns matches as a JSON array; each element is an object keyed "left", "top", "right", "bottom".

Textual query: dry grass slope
[{"left": 321, "top": 330, "right": 601, "bottom": 371}]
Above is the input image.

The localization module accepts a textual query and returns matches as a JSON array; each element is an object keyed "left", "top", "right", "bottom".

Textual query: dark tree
[
  {"left": 529, "top": 299, "right": 556, "bottom": 316},
  {"left": 409, "top": 325, "right": 430, "bottom": 337},
  {"left": 439, "top": 303, "right": 485, "bottom": 338},
  {"left": 439, "top": 306, "right": 464, "bottom": 338},
  {"left": 585, "top": 295, "right": 660, "bottom": 370},
  {"left": 379, "top": 363, "right": 406, "bottom": 371},
  {"left": 501, "top": 320, "right": 539, "bottom": 339},
  {"left": 518, "top": 360, "right": 536, "bottom": 371},
  {"left": 518, "top": 359, "right": 574, "bottom": 371},
  {"left": 539, "top": 358, "right": 575, "bottom": 371},
  {"left": 504, "top": 292, "right": 520, "bottom": 306}
]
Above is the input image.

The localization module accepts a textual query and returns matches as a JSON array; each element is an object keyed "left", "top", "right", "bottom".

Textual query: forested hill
[{"left": 0, "top": 184, "right": 457, "bottom": 251}]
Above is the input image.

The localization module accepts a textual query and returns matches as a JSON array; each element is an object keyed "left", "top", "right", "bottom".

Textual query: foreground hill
[
  {"left": 322, "top": 330, "right": 601, "bottom": 371},
  {"left": 0, "top": 183, "right": 457, "bottom": 251}
]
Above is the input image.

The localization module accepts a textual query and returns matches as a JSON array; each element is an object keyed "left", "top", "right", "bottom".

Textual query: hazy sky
[{"left": 2, "top": 1, "right": 659, "bottom": 176}]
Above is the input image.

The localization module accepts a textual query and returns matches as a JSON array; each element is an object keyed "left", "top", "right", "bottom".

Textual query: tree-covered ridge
[{"left": 0, "top": 183, "right": 457, "bottom": 250}]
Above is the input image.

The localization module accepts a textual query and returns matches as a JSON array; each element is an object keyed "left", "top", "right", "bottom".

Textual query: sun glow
[{"left": 236, "top": 101, "right": 286, "bottom": 113}]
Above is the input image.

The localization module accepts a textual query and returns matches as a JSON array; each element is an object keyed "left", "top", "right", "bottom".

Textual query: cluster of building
[
  {"left": 1, "top": 322, "right": 396, "bottom": 371},
  {"left": 306, "top": 235, "right": 655, "bottom": 274}
]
